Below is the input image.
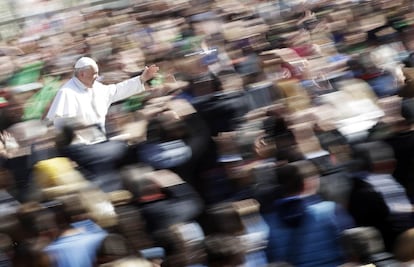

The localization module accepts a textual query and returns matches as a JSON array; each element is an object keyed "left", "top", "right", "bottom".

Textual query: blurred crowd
[{"left": 1, "top": 0, "right": 414, "bottom": 266}]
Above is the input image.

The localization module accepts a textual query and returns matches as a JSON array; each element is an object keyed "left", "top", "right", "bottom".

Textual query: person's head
[
  {"left": 263, "top": 114, "right": 290, "bottom": 138},
  {"left": 17, "top": 202, "right": 58, "bottom": 240},
  {"left": 54, "top": 193, "right": 90, "bottom": 226},
  {"left": 99, "top": 256, "right": 153, "bottom": 267},
  {"left": 204, "top": 234, "right": 246, "bottom": 267},
  {"left": 350, "top": 141, "right": 396, "bottom": 174},
  {"left": 129, "top": 177, "right": 164, "bottom": 204},
  {"left": 206, "top": 202, "right": 245, "bottom": 235},
  {"left": 97, "top": 233, "right": 134, "bottom": 265},
  {"left": 277, "top": 160, "right": 320, "bottom": 197},
  {"left": 341, "top": 227, "right": 385, "bottom": 264},
  {"left": 152, "top": 227, "right": 187, "bottom": 267},
  {"left": 153, "top": 223, "right": 205, "bottom": 267},
  {"left": 394, "top": 228, "right": 414, "bottom": 262},
  {"left": 276, "top": 164, "right": 303, "bottom": 197},
  {"left": 0, "top": 94, "right": 24, "bottom": 128},
  {"left": 73, "top": 57, "right": 99, "bottom": 88},
  {"left": 291, "top": 160, "right": 320, "bottom": 195},
  {"left": 145, "top": 113, "right": 189, "bottom": 143},
  {"left": 159, "top": 111, "right": 189, "bottom": 140}
]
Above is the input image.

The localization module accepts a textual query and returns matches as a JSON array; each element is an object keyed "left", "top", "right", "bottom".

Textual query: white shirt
[{"left": 46, "top": 76, "right": 145, "bottom": 130}]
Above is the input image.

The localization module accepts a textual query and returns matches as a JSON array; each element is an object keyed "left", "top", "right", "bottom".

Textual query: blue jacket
[
  {"left": 263, "top": 195, "right": 353, "bottom": 267},
  {"left": 365, "top": 73, "right": 398, "bottom": 98},
  {"left": 44, "top": 220, "right": 107, "bottom": 267}
]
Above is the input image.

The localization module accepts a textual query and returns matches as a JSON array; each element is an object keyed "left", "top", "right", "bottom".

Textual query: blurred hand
[
  {"left": 141, "top": 64, "right": 160, "bottom": 83},
  {"left": 0, "top": 131, "right": 18, "bottom": 150},
  {"left": 166, "top": 99, "right": 196, "bottom": 118}
]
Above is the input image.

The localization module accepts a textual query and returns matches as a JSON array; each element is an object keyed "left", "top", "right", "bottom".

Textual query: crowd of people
[{"left": 0, "top": 0, "right": 414, "bottom": 266}]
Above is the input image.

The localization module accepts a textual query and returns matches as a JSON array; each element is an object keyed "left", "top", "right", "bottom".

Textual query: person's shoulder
[
  {"left": 307, "top": 200, "right": 337, "bottom": 214},
  {"left": 58, "top": 79, "right": 79, "bottom": 93}
]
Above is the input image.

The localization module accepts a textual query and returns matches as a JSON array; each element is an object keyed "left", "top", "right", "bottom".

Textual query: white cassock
[{"left": 46, "top": 76, "right": 145, "bottom": 130}]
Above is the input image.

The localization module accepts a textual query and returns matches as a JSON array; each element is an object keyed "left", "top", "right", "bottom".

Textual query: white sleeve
[{"left": 109, "top": 76, "right": 145, "bottom": 103}]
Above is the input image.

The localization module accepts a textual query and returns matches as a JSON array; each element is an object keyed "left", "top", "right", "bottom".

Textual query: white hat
[{"left": 74, "top": 57, "right": 99, "bottom": 72}]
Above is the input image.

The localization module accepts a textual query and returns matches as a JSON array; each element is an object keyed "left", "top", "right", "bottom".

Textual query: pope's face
[{"left": 78, "top": 66, "right": 98, "bottom": 88}]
